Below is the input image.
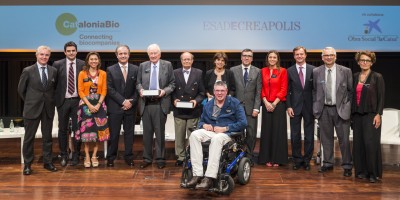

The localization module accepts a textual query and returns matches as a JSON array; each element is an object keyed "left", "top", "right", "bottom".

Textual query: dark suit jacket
[
  {"left": 137, "top": 59, "right": 175, "bottom": 115},
  {"left": 172, "top": 67, "right": 205, "bottom": 119},
  {"left": 106, "top": 63, "right": 139, "bottom": 115},
  {"left": 53, "top": 58, "right": 84, "bottom": 107},
  {"left": 351, "top": 71, "right": 385, "bottom": 115},
  {"left": 286, "top": 64, "right": 315, "bottom": 115},
  {"left": 204, "top": 68, "right": 235, "bottom": 96},
  {"left": 313, "top": 64, "right": 353, "bottom": 120},
  {"left": 230, "top": 65, "right": 262, "bottom": 116},
  {"left": 18, "top": 64, "right": 57, "bottom": 119}
]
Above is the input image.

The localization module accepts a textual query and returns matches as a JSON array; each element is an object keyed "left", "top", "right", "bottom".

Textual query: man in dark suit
[
  {"left": 287, "top": 46, "right": 315, "bottom": 171},
  {"left": 53, "top": 41, "right": 85, "bottom": 167},
  {"left": 137, "top": 44, "right": 175, "bottom": 169},
  {"left": 172, "top": 52, "right": 205, "bottom": 166},
  {"left": 230, "top": 48, "right": 261, "bottom": 166},
  {"left": 106, "top": 45, "right": 139, "bottom": 167},
  {"left": 18, "top": 45, "right": 58, "bottom": 175},
  {"left": 313, "top": 47, "right": 353, "bottom": 177}
]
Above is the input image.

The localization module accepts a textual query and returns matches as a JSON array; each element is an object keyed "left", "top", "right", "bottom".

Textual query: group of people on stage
[{"left": 17, "top": 42, "right": 384, "bottom": 184}]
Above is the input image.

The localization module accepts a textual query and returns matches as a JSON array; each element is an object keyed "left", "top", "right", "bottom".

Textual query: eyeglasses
[
  {"left": 214, "top": 89, "right": 227, "bottom": 94},
  {"left": 181, "top": 58, "right": 192, "bottom": 61},
  {"left": 323, "top": 54, "right": 335, "bottom": 58},
  {"left": 242, "top": 55, "right": 253, "bottom": 58},
  {"left": 359, "top": 59, "right": 372, "bottom": 63}
]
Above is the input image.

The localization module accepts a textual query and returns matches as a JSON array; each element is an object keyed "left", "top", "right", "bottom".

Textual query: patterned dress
[{"left": 76, "top": 74, "right": 109, "bottom": 142}]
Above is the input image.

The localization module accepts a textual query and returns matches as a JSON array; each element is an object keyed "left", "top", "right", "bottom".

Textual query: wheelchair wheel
[
  {"left": 218, "top": 175, "right": 235, "bottom": 195},
  {"left": 237, "top": 157, "right": 251, "bottom": 185}
]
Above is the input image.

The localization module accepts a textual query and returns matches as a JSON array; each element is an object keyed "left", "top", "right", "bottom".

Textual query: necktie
[
  {"left": 244, "top": 68, "right": 248, "bottom": 86},
  {"left": 41, "top": 67, "right": 47, "bottom": 88},
  {"left": 122, "top": 65, "right": 127, "bottom": 82},
  {"left": 183, "top": 70, "right": 189, "bottom": 74},
  {"left": 149, "top": 65, "right": 158, "bottom": 90},
  {"left": 299, "top": 66, "right": 304, "bottom": 89},
  {"left": 68, "top": 62, "right": 75, "bottom": 94},
  {"left": 326, "top": 69, "right": 332, "bottom": 105}
]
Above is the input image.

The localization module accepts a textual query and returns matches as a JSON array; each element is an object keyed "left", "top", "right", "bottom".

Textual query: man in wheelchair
[{"left": 185, "top": 81, "right": 247, "bottom": 191}]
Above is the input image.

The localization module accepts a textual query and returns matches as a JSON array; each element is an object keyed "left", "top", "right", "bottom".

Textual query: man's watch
[{"left": 225, "top": 126, "right": 229, "bottom": 132}]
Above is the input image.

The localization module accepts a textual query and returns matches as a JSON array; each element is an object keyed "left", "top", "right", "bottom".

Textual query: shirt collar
[
  {"left": 67, "top": 59, "right": 76, "bottom": 65},
  {"left": 296, "top": 63, "right": 306, "bottom": 69},
  {"left": 242, "top": 64, "right": 251, "bottom": 70},
  {"left": 37, "top": 62, "right": 47, "bottom": 68}
]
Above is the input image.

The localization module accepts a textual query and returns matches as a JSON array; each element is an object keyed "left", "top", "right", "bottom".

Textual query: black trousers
[
  {"left": 352, "top": 113, "right": 382, "bottom": 178},
  {"left": 107, "top": 112, "right": 136, "bottom": 161},
  {"left": 23, "top": 108, "right": 53, "bottom": 164},
  {"left": 57, "top": 98, "right": 81, "bottom": 158},
  {"left": 290, "top": 106, "right": 314, "bottom": 164}
]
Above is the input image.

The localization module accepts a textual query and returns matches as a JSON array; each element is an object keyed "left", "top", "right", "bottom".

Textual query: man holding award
[
  {"left": 137, "top": 44, "right": 175, "bottom": 169},
  {"left": 172, "top": 52, "right": 205, "bottom": 166}
]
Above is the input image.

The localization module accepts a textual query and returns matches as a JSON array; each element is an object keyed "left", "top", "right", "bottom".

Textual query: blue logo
[{"left": 363, "top": 19, "right": 382, "bottom": 34}]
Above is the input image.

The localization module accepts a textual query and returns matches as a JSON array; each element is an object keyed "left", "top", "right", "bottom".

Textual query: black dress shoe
[
  {"left": 369, "top": 177, "right": 377, "bottom": 183},
  {"left": 293, "top": 164, "right": 301, "bottom": 170},
  {"left": 60, "top": 157, "right": 68, "bottom": 167},
  {"left": 356, "top": 174, "right": 367, "bottom": 179},
  {"left": 157, "top": 162, "right": 166, "bottom": 169},
  {"left": 318, "top": 166, "right": 333, "bottom": 173},
  {"left": 107, "top": 159, "right": 114, "bottom": 167},
  {"left": 125, "top": 159, "right": 134, "bottom": 166},
  {"left": 70, "top": 153, "right": 79, "bottom": 166},
  {"left": 185, "top": 176, "right": 201, "bottom": 188},
  {"left": 44, "top": 163, "right": 58, "bottom": 172},
  {"left": 23, "top": 165, "right": 32, "bottom": 175},
  {"left": 139, "top": 161, "right": 152, "bottom": 169},
  {"left": 175, "top": 160, "right": 183, "bottom": 167},
  {"left": 195, "top": 177, "right": 213, "bottom": 190},
  {"left": 343, "top": 169, "right": 352, "bottom": 177},
  {"left": 304, "top": 163, "right": 311, "bottom": 171}
]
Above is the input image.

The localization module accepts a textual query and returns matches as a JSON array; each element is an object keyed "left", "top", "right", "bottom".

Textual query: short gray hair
[
  {"left": 36, "top": 45, "right": 51, "bottom": 55},
  {"left": 147, "top": 43, "right": 161, "bottom": 53},
  {"left": 321, "top": 47, "right": 336, "bottom": 56},
  {"left": 213, "top": 81, "right": 228, "bottom": 89}
]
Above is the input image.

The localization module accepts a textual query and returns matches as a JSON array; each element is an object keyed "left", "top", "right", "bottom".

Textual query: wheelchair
[{"left": 180, "top": 131, "right": 251, "bottom": 195}]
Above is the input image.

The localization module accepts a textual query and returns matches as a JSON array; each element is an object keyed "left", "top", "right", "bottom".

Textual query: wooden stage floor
[{"left": 0, "top": 137, "right": 399, "bottom": 199}]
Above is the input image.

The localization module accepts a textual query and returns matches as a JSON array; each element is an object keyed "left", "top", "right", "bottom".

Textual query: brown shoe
[
  {"left": 195, "top": 177, "right": 213, "bottom": 190},
  {"left": 186, "top": 176, "right": 201, "bottom": 188}
]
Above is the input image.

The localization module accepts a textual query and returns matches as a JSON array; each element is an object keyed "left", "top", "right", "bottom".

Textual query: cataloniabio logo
[
  {"left": 56, "top": 13, "right": 78, "bottom": 36},
  {"left": 55, "top": 13, "right": 120, "bottom": 36}
]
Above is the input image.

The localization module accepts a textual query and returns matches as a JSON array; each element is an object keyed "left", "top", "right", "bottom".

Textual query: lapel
[
  {"left": 126, "top": 64, "right": 133, "bottom": 85},
  {"left": 76, "top": 60, "right": 84, "bottom": 81},
  {"left": 291, "top": 66, "right": 302, "bottom": 88},
  {"left": 304, "top": 64, "right": 313, "bottom": 89},
  {"left": 239, "top": 67, "right": 246, "bottom": 87},
  {"left": 157, "top": 60, "right": 164, "bottom": 87},
  {"left": 33, "top": 64, "right": 42, "bottom": 89},
  {"left": 177, "top": 68, "right": 186, "bottom": 87},
  {"left": 319, "top": 66, "right": 326, "bottom": 94},
  {"left": 47, "top": 65, "right": 55, "bottom": 90},
  {"left": 117, "top": 64, "right": 126, "bottom": 88},
  {"left": 336, "top": 64, "right": 342, "bottom": 92}
]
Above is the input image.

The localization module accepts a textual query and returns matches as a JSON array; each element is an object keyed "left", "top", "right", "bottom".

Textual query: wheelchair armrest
[{"left": 229, "top": 132, "right": 243, "bottom": 138}]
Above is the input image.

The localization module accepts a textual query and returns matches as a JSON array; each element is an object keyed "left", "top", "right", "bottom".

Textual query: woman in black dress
[{"left": 352, "top": 50, "right": 385, "bottom": 183}]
